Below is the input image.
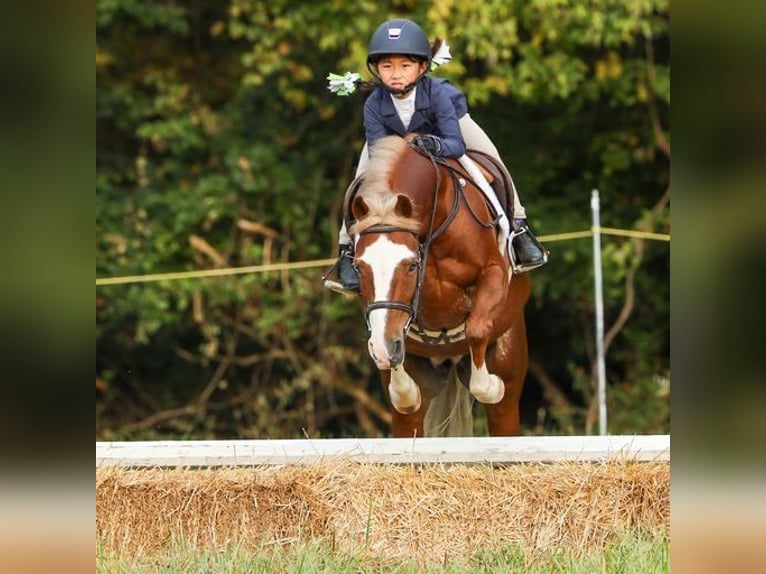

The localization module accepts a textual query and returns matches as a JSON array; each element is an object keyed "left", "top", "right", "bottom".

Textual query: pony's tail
[{"left": 423, "top": 367, "right": 474, "bottom": 437}]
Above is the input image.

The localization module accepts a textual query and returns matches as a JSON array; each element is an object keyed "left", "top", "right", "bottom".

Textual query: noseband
[{"left": 357, "top": 224, "right": 425, "bottom": 334}]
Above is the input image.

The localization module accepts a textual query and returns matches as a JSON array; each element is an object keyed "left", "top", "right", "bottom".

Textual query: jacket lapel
[
  {"left": 380, "top": 93, "right": 407, "bottom": 135},
  {"left": 407, "top": 79, "right": 431, "bottom": 133}
]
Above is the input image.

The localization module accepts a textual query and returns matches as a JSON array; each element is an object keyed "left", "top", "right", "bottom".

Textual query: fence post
[{"left": 591, "top": 189, "right": 608, "bottom": 435}]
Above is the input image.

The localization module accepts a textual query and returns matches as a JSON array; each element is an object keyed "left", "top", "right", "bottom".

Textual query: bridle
[
  {"left": 356, "top": 147, "right": 495, "bottom": 339},
  {"left": 357, "top": 224, "right": 425, "bottom": 334}
]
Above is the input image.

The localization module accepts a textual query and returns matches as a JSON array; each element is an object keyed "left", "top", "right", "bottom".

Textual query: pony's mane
[{"left": 349, "top": 136, "right": 422, "bottom": 236}]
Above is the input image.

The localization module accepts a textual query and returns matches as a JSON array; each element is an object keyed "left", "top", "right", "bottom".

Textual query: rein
[{"left": 430, "top": 155, "right": 499, "bottom": 232}]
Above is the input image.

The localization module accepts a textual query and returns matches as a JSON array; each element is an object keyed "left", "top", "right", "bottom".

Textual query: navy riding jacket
[{"left": 363, "top": 76, "right": 468, "bottom": 158}]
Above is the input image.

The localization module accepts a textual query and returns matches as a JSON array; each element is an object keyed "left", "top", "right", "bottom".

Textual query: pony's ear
[
  {"left": 394, "top": 194, "right": 413, "bottom": 219},
  {"left": 352, "top": 195, "right": 369, "bottom": 220}
]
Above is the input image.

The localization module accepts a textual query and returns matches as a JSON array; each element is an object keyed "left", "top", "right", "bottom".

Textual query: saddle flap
[
  {"left": 466, "top": 149, "right": 517, "bottom": 221},
  {"left": 473, "top": 162, "right": 495, "bottom": 184},
  {"left": 342, "top": 176, "right": 364, "bottom": 230}
]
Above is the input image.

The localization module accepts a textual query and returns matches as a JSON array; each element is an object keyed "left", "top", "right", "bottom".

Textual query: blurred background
[{"left": 96, "top": 0, "right": 670, "bottom": 441}]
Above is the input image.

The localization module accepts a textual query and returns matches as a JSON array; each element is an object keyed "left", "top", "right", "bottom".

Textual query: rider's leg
[
  {"left": 510, "top": 219, "right": 548, "bottom": 273},
  {"left": 356, "top": 142, "right": 370, "bottom": 178},
  {"left": 458, "top": 115, "right": 547, "bottom": 272},
  {"left": 335, "top": 221, "right": 360, "bottom": 291},
  {"left": 331, "top": 148, "right": 369, "bottom": 292}
]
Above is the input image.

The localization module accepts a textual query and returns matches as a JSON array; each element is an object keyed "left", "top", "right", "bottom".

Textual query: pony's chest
[
  {"left": 419, "top": 274, "right": 473, "bottom": 327},
  {"left": 425, "top": 257, "right": 477, "bottom": 296}
]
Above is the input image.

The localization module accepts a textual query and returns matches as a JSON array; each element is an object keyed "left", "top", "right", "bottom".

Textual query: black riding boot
[
  {"left": 337, "top": 243, "right": 360, "bottom": 292},
  {"left": 511, "top": 219, "right": 549, "bottom": 273}
]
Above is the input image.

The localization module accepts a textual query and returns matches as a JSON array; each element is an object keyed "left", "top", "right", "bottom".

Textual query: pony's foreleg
[
  {"left": 380, "top": 368, "right": 427, "bottom": 437},
  {"left": 388, "top": 365, "right": 421, "bottom": 414},
  {"left": 484, "top": 315, "right": 528, "bottom": 436},
  {"left": 484, "top": 394, "right": 521, "bottom": 435},
  {"left": 390, "top": 410, "right": 427, "bottom": 438},
  {"left": 465, "top": 264, "right": 508, "bottom": 404},
  {"left": 468, "top": 347, "right": 505, "bottom": 404}
]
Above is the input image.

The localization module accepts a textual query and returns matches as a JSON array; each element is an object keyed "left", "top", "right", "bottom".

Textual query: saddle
[
  {"left": 465, "top": 149, "right": 517, "bottom": 221},
  {"left": 342, "top": 149, "right": 518, "bottom": 231}
]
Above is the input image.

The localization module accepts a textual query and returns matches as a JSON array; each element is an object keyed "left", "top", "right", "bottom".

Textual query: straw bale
[{"left": 96, "top": 460, "right": 669, "bottom": 562}]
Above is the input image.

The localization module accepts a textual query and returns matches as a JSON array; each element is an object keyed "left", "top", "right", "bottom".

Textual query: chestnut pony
[{"left": 349, "top": 135, "right": 531, "bottom": 437}]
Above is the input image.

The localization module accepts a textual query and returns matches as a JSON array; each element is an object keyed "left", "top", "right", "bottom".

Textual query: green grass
[{"left": 97, "top": 529, "right": 668, "bottom": 573}]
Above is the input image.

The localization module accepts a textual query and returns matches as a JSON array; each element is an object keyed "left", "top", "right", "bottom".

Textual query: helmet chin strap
[{"left": 385, "top": 82, "right": 418, "bottom": 96}]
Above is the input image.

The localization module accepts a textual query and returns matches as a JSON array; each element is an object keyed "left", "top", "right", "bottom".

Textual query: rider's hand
[{"left": 412, "top": 134, "right": 443, "bottom": 156}]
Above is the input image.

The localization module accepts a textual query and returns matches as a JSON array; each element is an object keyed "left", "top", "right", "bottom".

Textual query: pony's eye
[{"left": 407, "top": 261, "right": 418, "bottom": 273}]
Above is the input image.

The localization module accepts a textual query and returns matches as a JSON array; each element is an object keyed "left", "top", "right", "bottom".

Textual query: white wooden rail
[{"left": 96, "top": 434, "right": 669, "bottom": 468}]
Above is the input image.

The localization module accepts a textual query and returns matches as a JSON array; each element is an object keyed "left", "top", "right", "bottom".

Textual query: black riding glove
[{"left": 412, "top": 134, "right": 443, "bottom": 156}]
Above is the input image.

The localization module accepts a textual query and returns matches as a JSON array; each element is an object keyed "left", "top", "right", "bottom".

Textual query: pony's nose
[{"left": 389, "top": 336, "right": 405, "bottom": 368}]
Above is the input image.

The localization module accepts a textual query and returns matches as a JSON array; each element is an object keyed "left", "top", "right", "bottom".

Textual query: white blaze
[{"left": 358, "top": 235, "right": 415, "bottom": 367}]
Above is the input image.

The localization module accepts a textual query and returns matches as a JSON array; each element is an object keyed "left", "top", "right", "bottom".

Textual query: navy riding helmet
[
  {"left": 366, "top": 19, "right": 431, "bottom": 94},
  {"left": 367, "top": 19, "right": 431, "bottom": 65}
]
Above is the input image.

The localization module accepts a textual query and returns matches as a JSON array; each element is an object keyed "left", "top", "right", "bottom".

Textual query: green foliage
[
  {"left": 97, "top": 529, "right": 669, "bottom": 573},
  {"left": 97, "top": 0, "right": 669, "bottom": 439}
]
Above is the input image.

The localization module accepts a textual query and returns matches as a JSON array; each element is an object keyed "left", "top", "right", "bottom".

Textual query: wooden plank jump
[{"left": 96, "top": 434, "right": 669, "bottom": 467}]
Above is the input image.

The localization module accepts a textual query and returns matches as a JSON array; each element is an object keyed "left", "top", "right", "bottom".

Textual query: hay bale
[{"left": 96, "top": 460, "right": 669, "bottom": 562}]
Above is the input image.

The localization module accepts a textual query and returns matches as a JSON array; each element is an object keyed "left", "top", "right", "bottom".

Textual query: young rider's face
[{"left": 376, "top": 55, "right": 428, "bottom": 97}]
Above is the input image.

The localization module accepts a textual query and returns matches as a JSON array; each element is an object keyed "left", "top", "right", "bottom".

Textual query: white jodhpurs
[{"left": 458, "top": 114, "right": 526, "bottom": 220}]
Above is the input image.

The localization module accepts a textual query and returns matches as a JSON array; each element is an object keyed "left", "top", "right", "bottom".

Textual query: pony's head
[{"left": 350, "top": 137, "right": 424, "bottom": 369}]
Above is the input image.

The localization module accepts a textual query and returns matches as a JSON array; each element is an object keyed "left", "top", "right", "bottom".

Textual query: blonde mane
[{"left": 349, "top": 136, "right": 422, "bottom": 236}]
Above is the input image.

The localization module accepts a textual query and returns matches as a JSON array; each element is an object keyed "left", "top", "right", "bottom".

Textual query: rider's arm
[
  {"left": 363, "top": 92, "right": 391, "bottom": 151},
  {"left": 429, "top": 81, "right": 466, "bottom": 158}
]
